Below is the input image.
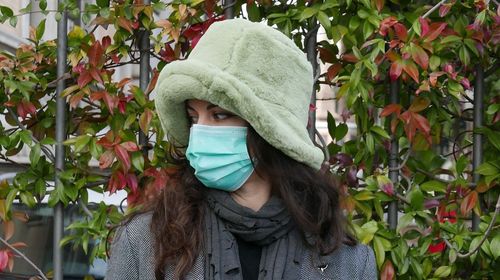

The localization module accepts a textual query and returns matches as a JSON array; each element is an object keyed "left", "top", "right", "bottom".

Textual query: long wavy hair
[{"left": 139, "top": 126, "right": 356, "bottom": 279}]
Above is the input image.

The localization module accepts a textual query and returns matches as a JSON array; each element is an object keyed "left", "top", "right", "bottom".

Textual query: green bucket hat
[{"left": 154, "top": 18, "right": 324, "bottom": 170}]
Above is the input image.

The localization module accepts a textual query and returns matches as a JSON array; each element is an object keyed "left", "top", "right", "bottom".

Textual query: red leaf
[
  {"left": 160, "top": 44, "right": 176, "bottom": 62},
  {"left": 439, "top": 3, "right": 452, "bottom": 17},
  {"left": 389, "top": 60, "right": 403, "bottom": 81},
  {"left": 380, "top": 104, "right": 402, "bottom": 118},
  {"left": 342, "top": 53, "right": 358, "bottom": 63},
  {"left": 88, "top": 41, "right": 104, "bottom": 67},
  {"left": 375, "top": 0, "right": 384, "bottom": 12},
  {"left": 429, "top": 71, "right": 445, "bottom": 87},
  {"left": 121, "top": 141, "right": 139, "bottom": 152},
  {"left": 77, "top": 71, "right": 93, "bottom": 88},
  {"left": 419, "top": 17, "right": 429, "bottom": 37},
  {"left": 318, "top": 47, "right": 336, "bottom": 64},
  {"left": 424, "top": 22, "right": 448, "bottom": 43},
  {"left": 0, "top": 250, "right": 9, "bottom": 271},
  {"left": 114, "top": 144, "right": 131, "bottom": 171},
  {"left": 380, "top": 260, "right": 395, "bottom": 280},
  {"left": 460, "top": 190, "right": 478, "bottom": 215},
  {"left": 99, "top": 150, "right": 115, "bottom": 169},
  {"left": 89, "top": 68, "right": 104, "bottom": 84},
  {"left": 117, "top": 78, "right": 132, "bottom": 89},
  {"left": 393, "top": 23, "right": 408, "bottom": 41},
  {"left": 102, "top": 36, "right": 111, "bottom": 50},
  {"left": 117, "top": 17, "right": 133, "bottom": 33},
  {"left": 386, "top": 50, "right": 399, "bottom": 62},
  {"left": 428, "top": 241, "right": 446, "bottom": 253},
  {"left": 126, "top": 173, "right": 138, "bottom": 193},
  {"left": 403, "top": 61, "right": 419, "bottom": 83},
  {"left": 379, "top": 16, "right": 398, "bottom": 36},
  {"left": 412, "top": 112, "right": 431, "bottom": 136},
  {"left": 103, "top": 92, "right": 118, "bottom": 114},
  {"left": 327, "top": 64, "right": 343, "bottom": 81},
  {"left": 146, "top": 69, "right": 159, "bottom": 94},
  {"left": 410, "top": 43, "right": 429, "bottom": 70},
  {"left": 69, "top": 91, "right": 84, "bottom": 109},
  {"left": 416, "top": 80, "right": 430, "bottom": 95}
]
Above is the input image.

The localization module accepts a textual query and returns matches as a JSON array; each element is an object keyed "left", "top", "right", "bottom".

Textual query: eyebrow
[{"left": 186, "top": 103, "right": 221, "bottom": 111}]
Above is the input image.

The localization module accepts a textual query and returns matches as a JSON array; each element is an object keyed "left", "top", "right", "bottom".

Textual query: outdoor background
[{"left": 0, "top": 0, "right": 499, "bottom": 279}]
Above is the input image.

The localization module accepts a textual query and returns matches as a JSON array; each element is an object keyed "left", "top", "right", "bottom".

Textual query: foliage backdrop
[{"left": 0, "top": 0, "right": 499, "bottom": 279}]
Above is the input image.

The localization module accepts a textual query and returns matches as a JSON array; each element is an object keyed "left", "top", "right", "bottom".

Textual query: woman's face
[{"left": 186, "top": 99, "right": 247, "bottom": 127}]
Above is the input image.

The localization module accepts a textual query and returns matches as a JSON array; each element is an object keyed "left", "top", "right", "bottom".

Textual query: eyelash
[{"left": 188, "top": 112, "right": 233, "bottom": 123}]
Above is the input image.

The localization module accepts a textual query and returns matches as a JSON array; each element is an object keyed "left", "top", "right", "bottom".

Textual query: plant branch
[
  {"left": 389, "top": 149, "right": 411, "bottom": 171},
  {"left": 443, "top": 194, "right": 500, "bottom": 258},
  {"left": 315, "top": 127, "right": 330, "bottom": 162},
  {"left": 415, "top": 167, "right": 453, "bottom": 183},
  {"left": 6, "top": 108, "right": 56, "bottom": 163},
  {"left": 422, "top": 0, "right": 448, "bottom": 19},
  {"left": 0, "top": 236, "right": 48, "bottom": 280},
  {"left": 78, "top": 199, "right": 94, "bottom": 218}
]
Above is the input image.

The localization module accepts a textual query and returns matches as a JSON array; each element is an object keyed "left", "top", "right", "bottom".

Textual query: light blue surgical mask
[{"left": 186, "top": 124, "right": 254, "bottom": 192}]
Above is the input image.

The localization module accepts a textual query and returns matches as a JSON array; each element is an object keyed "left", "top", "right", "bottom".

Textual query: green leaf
[
  {"left": 441, "top": 35, "right": 462, "bottom": 44},
  {"left": 30, "top": 144, "right": 41, "bottom": 166},
  {"left": 370, "top": 126, "right": 390, "bottom": 139},
  {"left": 373, "top": 236, "right": 386, "bottom": 268},
  {"left": 458, "top": 46, "right": 470, "bottom": 66},
  {"left": 20, "top": 191, "right": 36, "bottom": 208},
  {"left": 131, "top": 152, "right": 144, "bottom": 172},
  {"left": 96, "top": 0, "right": 110, "bottom": 8},
  {"left": 429, "top": 55, "right": 441, "bottom": 71},
  {"left": 36, "top": 19, "right": 46, "bottom": 41},
  {"left": 5, "top": 189, "right": 18, "bottom": 213},
  {"left": 362, "top": 20, "right": 374, "bottom": 40},
  {"left": 20, "top": 2, "right": 33, "bottom": 14},
  {"left": 365, "top": 133, "right": 375, "bottom": 154},
  {"left": 420, "top": 180, "right": 446, "bottom": 192},
  {"left": 335, "top": 123, "right": 348, "bottom": 140},
  {"left": 397, "top": 213, "right": 414, "bottom": 233},
  {"left": 74, "top": 135, "right": 91, "bottom": 153},
  {"left": 491, "top": 234, "right": 500, "bottom": 259},
  {"left": 317, "top": 11, "right": 331, "bottom": 30},
  {"left": 456, "top": 155, "right": 468, "bottom": 175},
  {"left": 246, "top": 1, "right": 260, "bottom": 21},
  {"left": 434, "top": 266, "right": 451, "bottom": 278},
  {"left": 408, "top": 187, "right": 424, "bottom": 210},
  {"left": 354, "top": 190, "right": 374, "bottom": 201},
  {"left": 9, "top": 16, "right": 17, "bottom": 27},
  {"left": 412, "top": 18, "right": 421, "bottom": 37},
  {"left": 39, "top": 0, "right": 47, "bottom": 11},
  {"left": 327, "top": 112, "right": 336, "bottom": 139},
  {"left": 300, "top": 7, "right": 318, "bottom": 21},
  {"left": 476, "top": 162, "right": 499, "bottom": 176},
  {"left": 19, "top": 130, "right": 33, "bottom": 146}
]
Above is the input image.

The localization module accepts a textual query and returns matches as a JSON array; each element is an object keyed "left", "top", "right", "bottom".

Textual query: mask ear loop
[{"left": 314, "top": 128, "right": 331, "bottom": 174}]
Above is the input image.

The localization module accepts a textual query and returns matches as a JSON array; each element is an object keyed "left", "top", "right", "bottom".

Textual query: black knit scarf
[{"left": 203, "top": 190, "right": 304, "bottom": 280}]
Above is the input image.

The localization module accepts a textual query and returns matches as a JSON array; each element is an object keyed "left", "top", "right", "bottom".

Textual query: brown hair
[{"left": 142, "top": 127, "right": 355, "bottom": 279}]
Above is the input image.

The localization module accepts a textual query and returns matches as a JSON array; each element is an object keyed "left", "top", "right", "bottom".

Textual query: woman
[{"left": 106, "top": 18, "right": 376, "bottom": 280}]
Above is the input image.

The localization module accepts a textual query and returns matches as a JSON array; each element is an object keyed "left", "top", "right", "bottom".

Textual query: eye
[
  {"left": 188, "top": 115, "right": 199, "bottom": 124},
  {"left": 213, "top": 112, "right": 233, "bottom": 120}
]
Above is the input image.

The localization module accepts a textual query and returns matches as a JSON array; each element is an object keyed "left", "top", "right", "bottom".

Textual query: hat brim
[{"left": 154, "top": 59, "right": 324, "bottom": 170}]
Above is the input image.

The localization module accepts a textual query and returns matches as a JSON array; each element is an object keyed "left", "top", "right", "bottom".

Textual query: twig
[
  {"left": 314, "top": 127, "right": 330, "bottom": 162},
  {"left": 6, "top": 108, "right": 56, "bottom": 163},
  {"left": 422, "top": 0, "right": 448, "bottom": 19},
  {"left": 443, "top": 194, "right": 500, "bottom": 258},
  {"left": 78, "top": 199, "right": 94, "bottom": 218},
  {"left": 0, "top": 236, "right": 48, "bottom": 280},
  {"left": 415, "top": 167, "right": 453, "bottom": 183},
  {"left": 389, "top": 149, "right": 411, "bottom": 171}
]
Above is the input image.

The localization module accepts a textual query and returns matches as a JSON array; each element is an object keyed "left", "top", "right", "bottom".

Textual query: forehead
[{"left": 186, "top": 99, "right": 213, "bottom": 108}]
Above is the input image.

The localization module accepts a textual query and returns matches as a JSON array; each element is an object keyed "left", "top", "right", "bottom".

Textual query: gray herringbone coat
[{"left": 105, "top": 214, "right": 377, "bottom": 280}]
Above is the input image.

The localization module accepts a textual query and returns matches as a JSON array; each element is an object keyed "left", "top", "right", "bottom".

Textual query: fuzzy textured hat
[{"left": 154, "top": 18, "right": 324, "bottom": 170}]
